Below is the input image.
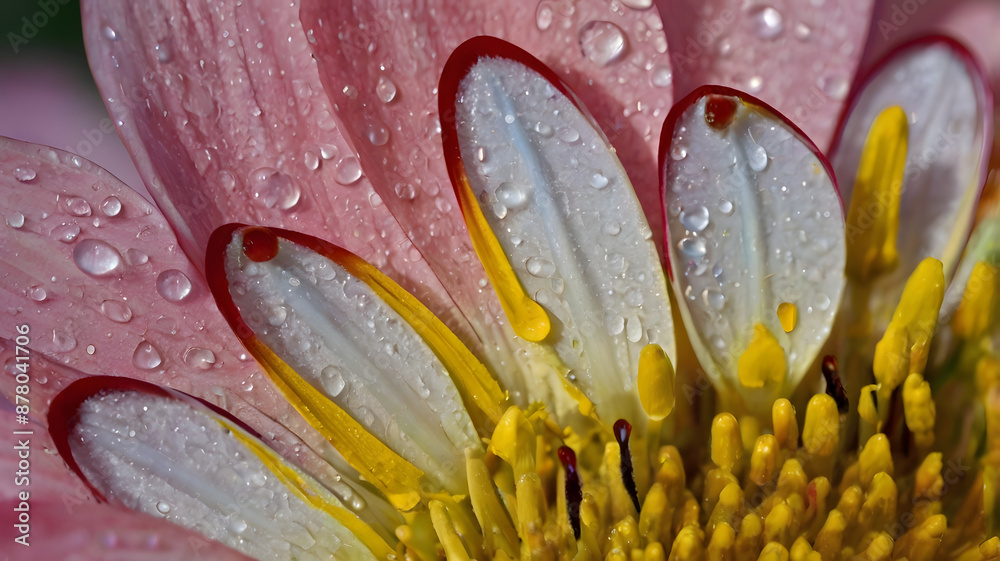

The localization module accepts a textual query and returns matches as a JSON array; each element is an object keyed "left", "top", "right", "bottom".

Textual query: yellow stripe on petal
[
  {"left": 453, "top": 176, "right": 551, "bottom": 343},
  {"left": 247, "top": 341, "right": 423, "bottom": 511},
  {"left": 223, "top": 421, "right": 395, "bottom": 560},
  {"left": 845, "top": 105, "right": 908, "bottom": 284},
  {"left": 638, "top": 344, "right": 676, "bottom": 421},
  {"left": 738, "top": 324, "right": 787, "bottom": 389}
]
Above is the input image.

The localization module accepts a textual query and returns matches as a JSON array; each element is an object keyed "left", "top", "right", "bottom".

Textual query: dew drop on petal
[
  {"left": 376, "top": 76, "right": 397, "bottom": 103},
  {"left": 680, "top": 205, "right": 710, "bottom": 232},
  {"left": 496, "top": 182, "right": 529, "bottom": 211},
  {"left": 52, "top": 329, "right": 76, "bottom": 352},
  {"left": 100, "top": 196, "right": 122, "bottom": 217},
  {"left": 13, "top": 167, "right": 36, "bottom": 182},
  {"left": 250, "top": 168, "right": 300, "bottom": 210},
  {"left": 703, "top": 289, "right": 726, "bottom": 311},
  {"left": 320, "top": 144, "right": 338, "bottom": 160},
  {"left": 793, "top": 22, "right": 811, "bottom": 40},
  {"left": 184, "top": 347, "right": 216, "bottom": 370},
  {"left": 394, "top": 182, "right": 417, "bottom": 200},
  {"left": 156, "top": 501, "right": 171, "bottom": 514},
  {"left": 102, "top": 25, "right": 118, "bottom": 41},
  {"left": 367, "top": 123, "right": 390, "bottom": 146},
  {"left": 64, "top": 196, "right": 93, "bottom": 217},
  {"left": 525, "top": 256, "right": 556, "bottom": 278},
  {"left": 679, "top": 237, "right": 707, "bottom": 259},
  {"left": 132, "top": 340, "right": 163, "bottom": 370},
  {"left": 534, "top": 121, "right": 554, "bottom": 137},
  {"left": 125, "top": 248, "right": 149, "bottom": 266},
  {"left": 817, "top": 74, "right": 849, "bottom": 101},
  {"left": 156, "top": 269, "right": 193, "bottom": 302},
  {"left": 621, "top": 0, "right": 653, "bottom": 9},
  {"left": 651, "top": 65, "right": 673, "bottom": 88},
  {"left": 718, "top": 199, "right": 734, "bottom": 215},
  {"left": 100, "top": 300, "right": 133, "bottom": 323},
  {"left": 154, "top": 43, "right": 172, "bottom": 62},
  {"left": 748, "top": 6, "right": 784, "bottom": 39},
  {"left": 335, "top": 156, "right": 363, "bottom": 185},
  {"left": 321, "top": 365, "right": 346, "bottom": 397},
  {"left": 589, "top": 172, "right": 609, "bottom": 189},
  {"left": 579, "top": 21, "right": 627, "bottom": 67},
  {"left": 74, "top": 239, "right": 122, "bottom": 276},
  {"left": 27, "top": 286, "right": 47, "bottom": 302},
  {"left": 536, "top": 2, "right": 554, "bottom": 30},
  {"left": 747, "top": 144, "right": 768, "bottom": 171},
  {"left": 303, "top": 150, "right": 320, "bottom": 171},
  {"left": 6, "top": 212, "right": 24, "bottom": 229},
  {"left": 670, "top": 143, "right": 688, "bottom": 161}
]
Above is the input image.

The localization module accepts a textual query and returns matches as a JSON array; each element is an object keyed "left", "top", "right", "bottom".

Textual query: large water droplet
[
  {"left": 156, "top": 501, "right": 171, "bottom": 514},
  {"left": 748, "top": 6, "right": 783, "bottom": 39},
  {"left": 335, "top": 157, "right": 363, "bottom": 185},
  {"left": 589, "top": 172, "right": 609, "bottom": 189},
  {"left": 132, "top": 340, "right": 163, "bottom": 370},
  {"left": 250, "top": 168, "right": 300, "bottom": 210},
  {"left": 6, "top": 212, "right": 24, "bottom": 229},
  {"left": 100, "top": 196, "right": 122, "bottom": 217},
  {"left": 746, "top": 144, "right": 768, "bottom": 171},
  {"left": 125, "top": 248, "right": 148, "bottom": 266},
  {"left": 680, "top": 205, "right": 710, "bottom": 232},
  {"left": 74, "top": 239, "right": 122, "bottom": 276},
  {"left": 184, "top": 347, "right": 216, "bottom": 370},
  {"left": 717, "top": 199, "right": 734, "bottom": 215},
  {"left": 156, "top": 269, "right": 193, "bottom": 302},
  {"left": 64, "top": 196, "right": 92, "bottom": 217},
  {"left": 579, "top": 21, "right": 627, "bottom": 67},
  {"left": 303, "top": 150, "right": 320, "bottom": 171},
  {"left": 100, "top": 300, "right": 133, "bottom": 323},
  {"left": 52, "top": 329, "right": 76, "bottom": 352},
  {"left": 525, "top": 256, "right": 556, "bottom": 278},
  {"left": 621, "top": 0, "right": 653, "bottom": 9},
  {"left": 321, "top": 365, "right": 346, "bottom": 397},
  {"left": 670, "top": 142, "right": 688, "bottom": 161},
  {"left": 703, "top": 289, "right": 726, "bottom": 311},
  {"left": 102, "top": 25, "right": 119, "bottom": 41},
  {"left": 626, "top": 317, "right": 643, "bottom": 342},
  {"left": 13, "top": 167, "right": 36, "bottom": 182},
  {"left": 367, "top": 123, "right": 390, "bottom": 146},
  {"left": 376, "top": 76, "right": 397, "bottom": 103},
  {"left": 394, "top": 182, "right": 417, "bottom": 200},
  {"left": 534, "top": 121, "right": 554, "bottom": 137},
  {"left": 27, "top": 286, "right": 47, "bottom": 302},
  {"left": 679, "top": 237, "right": 707, "bottom": 259},
  {"left": 495, "top": 182, "right": 529, "bottom": 211},
  {"left": 53, "top": 224, "right": 81, "bottom": 243},
  {"left": 604, "top": 313, "right": 625, "bottom": 336}
]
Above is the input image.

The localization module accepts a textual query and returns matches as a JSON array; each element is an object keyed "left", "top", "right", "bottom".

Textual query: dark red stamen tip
[
  {"left": 821, "top": 355, "right": 849, "bottom": 414},
  {"left": 558, "top": 446, "right": 582, "bottom": 539},
  {"left": 704, "top": 95, "right": 739, "bottom": 130},
  {"left": 613, "top": 419, "right": 641, "bottom": 513},
  {"left": 242, "top": 227, "right": 280, "bottom": 262}
]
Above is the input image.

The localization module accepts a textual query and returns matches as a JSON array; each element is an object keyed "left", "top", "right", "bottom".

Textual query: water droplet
[
  {"left": 86, "top": 345, "right": 95, "bottom": 355},
  {"left": 816, "top": 293, "right": 831, "bottom": 311},
  {"left": 125, "top": 248, "right": 149, "bottom": 266},
  {"left": 27, "top": 286, "right": 47, "bottom": 302},
  {"left": 495, "top": 182, "right": 529, "bottom": 211},
  {"left": 156, "top": 269, "right": 193, "bottom": 302},
  {"left": 679, "top": 237, "right": 707, "bottom": 259},
  {"left": 559, "top": 127, "right": 580, "bottom": 143},
  {"left": 13, "top": 167, "right": 36, "bottom": 182},
  {"left": 64, "top": 196, "right": 92, "bottom": 217},
  {"left": 250, "top": 168, "right": 300, "bottom": 210},
  {"left": 52, "top": 329, "right": 76, "bottom": 352},
  {"left": 525, "top": 256, "right": 556, "bottom": 278},
  {"left": 101, "top": 300, "right": 133, "bottom": 323},
  {"left": 703, "top": 289, "right": 726, "bottom": 311},
  {"left": 817, "top": 74, "right": 849, "bottom": 101},
  {"left": 154, "top": 42, "right": 171, "bottom": 62},
  {"left": 73, "top": 239, "right": 122, "bottom": 276},
  {"left": 367, "top": 123, "right": 390, "bottom": 146},
  {"left": 651, "top": 65, "right": 673, "bottom": 88},
  {"left": 156, "top": 501, "right": 171, "bottom": 514},
  {"left": 132, "top": 340, "right": 163, "bottom": 370},
  {"left": 376, "top": 76, "right": 397, "bottom": 103},
  {"left": 746, "top": 144, "right": 768, "bottom": 171},
  {"left": 621, "top": 0, "right": 653, "bottom": 9},
  {"left": 303, "top": 150, "right": 320, "bottom": 171},
  {"left": 748, "top": 6, "right": 783, "bottom": 39},
  {"left": 184, "top": 347, "right": 216, "bottom": 370},
  {"left": 793, "top": 22, "right": 811, "bottom": 40},
  {"left": 229, "top": 518, "right": 248, "bottom": 534},
  {"left": 102, "top": 25, "right": 118, "bottom": 41},
  {"left": 335, "top": 156, "right": 363, "bottom": 185},
  {"left": 100, "top": 196, "right": 122, "bottom": 217},
  {"left": 670, "top": 143, "right": 688, "bottom": 161},
  {"left": 579, "top": 21, "right": 627, "bottom": 67},
  {"left": 680, "top": 205, "right": 710, "bottom": 232},
  {"left": 320, "top": 144, "right": 338, "bottom": 160},
  {"left": 746, "top": 75, "right": 763, "bottom": 93},
  {"left": 717, "top": 199, "right": 734, "bottom": 215},
  {"left": 604, "top": 313, "right": 625, "bottom": 336},
  {"left": 536, "top": 2, "right": 554, "bottom": 30},
  {"left": 394, "top": 182, "right": 417, "bottom": 200},
  {"left": 626, "top": 317, "right": 643, "bottom": 342},
  {"left": 589, "top": 171, "right": 609, "bottom": 189},
  {"left": 603, "top": 221, "right": 621, "bottom": 236},
  {"left": 6, "top": 212, "right": 24, "bottom": 229},
  {"left": 321, "top": 365, "right": 346, "bottom": 397}
]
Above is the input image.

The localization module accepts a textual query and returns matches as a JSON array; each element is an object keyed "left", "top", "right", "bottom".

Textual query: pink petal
[
  {"left": 0, "top": 499, "right": 254, "bottom": 560},
  {"left": 656, "top": 0, "right": 876, "bottom": 148},
  {"left": 81, "top": 0, "right": 464, "bottom": 338},
  {"left": 300, "top": 0, "right": 674, "bottom": 346},
  {"left": 0, "top": 138, "right": 366, "bottom": 495}
]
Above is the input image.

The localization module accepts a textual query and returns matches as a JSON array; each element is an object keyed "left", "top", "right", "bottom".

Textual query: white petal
[
  {"left": 452, "top": 55, "right": 676, "bottom": 426},
  {"left": 661, "top": 88, "right": 846, "bottom": 410}
]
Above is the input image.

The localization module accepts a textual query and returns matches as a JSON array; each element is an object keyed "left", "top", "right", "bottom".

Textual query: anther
[
  {"left": 613, "top": 419, "right": 641, "bottom": 514},
  {"left": 558, "top": 446, "right": 582, "bottom": 539},
  {"left": 242, "top": 227, "right": 280, "bottom": 262},
  {"left": 821, "top": 355, "right": 849, "bottom": 413}
]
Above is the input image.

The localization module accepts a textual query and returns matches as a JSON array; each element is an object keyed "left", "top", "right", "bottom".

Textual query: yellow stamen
[
  {"left": 845, "top": 105, "right": 908, "bottom": 283},
  {"left": 667, "top": 526, "right": 704, "bottom": 561},
  {"left": 789, "top": 536, "right": 819, "bottom": 561},
  {"left": 776, "top": 303, "right": 797, "bottom": 333},
  {"left": 953, "top": 261, "right": 1000, "bottom": 339},
  {"left": 712, "top": 413, "right": 744, "bottom": 473},
  {"left": 516, "top": 473, "right": 553, "bottom": 561},
  {"left": 758, "top": 541, "right": 789, "bottom": 561},
  {"left": 902, "top": 372, "right": 936, "bottom": 449},
  {"left": 857, "top": 473, "right": 897, "bottom": 536},
  {"left": 452, "top": 174, "right": 550, "bottom": 342},
  {"left": 490, "top": 406, "right": 537, "bottom": 481},
  {"left": 771, "top": 399, "right": 799, "bottom": 453},
  {"left": 858, "top": 383, "right": 881, "bottom": 440},
  {"left": 738, "top": 324, "right": 787, "bottom": 389},
  {"left": 749, "top": 434, "right": 779, "bottom": 486},
  {"left": 707, "top": 522, "right": 736, "bottom": 561},
  {"left": 802, "top": 395, "right": 839, "bottom": 457},
  {"left": 429, "top": 500, "right": 473, "bottom": 561},
  {"left": 873, "top": 257, "right": 945, "bottom": 392},
  {"left": 764, "top": 502, "right": 795, "bottom": 547},
  {"left": 639, "top": 483, "right": 670, "bottom": 544},
  {"left": 638, "top": 344, "right": 676, "bottom": 421},
  {"left": 858, "top": 532, "right": 893, "bottom": 561},
  {"left": 893, "top": 514, "right": 946, "bottom": 561},
  {"left": 858, "top": 434, "right": 893, "bottom": 490},
  {"left": 465, "top": 449, "right": 518, "bottom": 558},
  {"left": 813, "top": 509, "right": 846, "bottom": 561}
]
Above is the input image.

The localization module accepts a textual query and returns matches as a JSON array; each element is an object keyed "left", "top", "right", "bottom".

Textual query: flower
[{"left": 2, "top": 1, "right": 1000, "bottom": 560}]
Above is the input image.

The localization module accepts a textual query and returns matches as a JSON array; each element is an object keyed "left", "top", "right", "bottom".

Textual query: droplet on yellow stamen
[
  {"left": 452, "top": 176, "right": 551, "bottom": 342},
  {"left": 902, "top": 373, "right": 936, "bottom": 449},
  {"left": 777, "top": 303, "right": 797, "bottom": 333},
  {"left": 711, "top": 413, "right": 743, "bottom": 473},
  {"left": 638, "top": 344, "right": 676, "bottom": 421},
  {"left": 802, "top": 394, "right": 840, "bottom": 456},
  {"left": 772, "top": 399, "right": 799, "bottom": 452},
  {"left": 738, "top": 324, "right": 787, "bottom": 389},
  {"left": 490, "top": 406, "right": 537, "bottom": 481},
  {"left": 873, "top": 257, "right": 945, "bottom": 392},
  {"left": 858, "top": 434, "right": 893, "bottom": 490},
  {"left": 845, "top": 105, "right": 908, "bottom": 283},
  {"left": 953, "top": 261, "right": 999, "bottom": 339}
]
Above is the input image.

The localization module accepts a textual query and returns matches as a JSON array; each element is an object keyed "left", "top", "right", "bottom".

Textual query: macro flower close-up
[{"left": 2, "top": 0, "right": 1000, "bottom": 560}]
